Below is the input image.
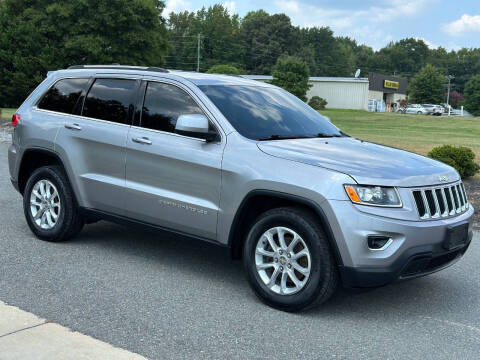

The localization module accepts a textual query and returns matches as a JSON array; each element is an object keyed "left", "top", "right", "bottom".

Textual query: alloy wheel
[
  {"left": 255, "top": 226, "right": 311, "bottom": 295},
  {"left": 30, "top": 179, "right": 61, "bottom": 230}
]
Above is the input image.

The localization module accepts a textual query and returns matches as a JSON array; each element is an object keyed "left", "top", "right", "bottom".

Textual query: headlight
[{"left": 344, "top": 184, "right": 402, "bottom": 207}]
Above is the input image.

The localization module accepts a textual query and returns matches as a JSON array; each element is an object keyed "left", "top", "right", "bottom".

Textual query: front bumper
[
  {"left": 324, "top": 200, "right": 474, "bottom": 288},
  {"left": 340, "top": 235, "right": 472, "bottom": 287}
]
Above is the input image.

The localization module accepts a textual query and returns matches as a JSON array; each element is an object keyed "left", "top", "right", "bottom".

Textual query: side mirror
[{"left": 175, "top": 114, "right": 217, "bottom": 142}]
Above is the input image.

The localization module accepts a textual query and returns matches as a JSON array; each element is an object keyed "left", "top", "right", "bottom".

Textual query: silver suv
[{"left": 8, "top": 65, "right": 474, "bottom": 312}]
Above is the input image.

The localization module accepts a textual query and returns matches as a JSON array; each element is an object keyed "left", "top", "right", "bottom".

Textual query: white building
[
  {"left": 240, "top": 75, "right": 369, "bottom": 110},
  {"left": 240, "top": 73, "right": 407, "bottom": 111}
]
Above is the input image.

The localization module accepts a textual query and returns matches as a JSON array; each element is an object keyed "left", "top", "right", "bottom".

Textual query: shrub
[
  {"left": 207, "top": 65, "right": 240, "bottom": 75},
  {"left": 428, "top": 145, "right": 480, "bottom": 179},
  {"left": 308, "top": 96, "right": 327, "bottom": 110},
  {"left": 444, "top": 90, "right": 464, "bottom": 108}
]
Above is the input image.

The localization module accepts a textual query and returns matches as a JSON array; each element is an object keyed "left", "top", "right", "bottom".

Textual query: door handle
[
  {"left": 65, "top": 123, "right": 82, "bottom": 131},
  {"left": 132, "top": 137, "right": 152, "bottom": 145}
]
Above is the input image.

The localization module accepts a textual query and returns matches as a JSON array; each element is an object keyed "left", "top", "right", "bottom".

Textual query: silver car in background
[
  {"left": 422, "top": 104, "right": 445, "bottom": 116},
  {"left": 402, "top": 104, "right": 430, "bottom": 114},
  {"left": 8, "top": 65, "right": 474, "bottom": 312}
]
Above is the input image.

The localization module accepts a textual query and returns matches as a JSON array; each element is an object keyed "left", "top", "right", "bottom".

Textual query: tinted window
[
  {"left": 199, "top": 85, "right": 341, "bottom": 140},
  {"left": 82, "top": 79, "right": 136, "bottom": 124},
  {"left": 141, "top": 82, "right": 203, "bottom": 133},
  {"left": 38, "top": 78, "right": 89, "bottom": 114}
]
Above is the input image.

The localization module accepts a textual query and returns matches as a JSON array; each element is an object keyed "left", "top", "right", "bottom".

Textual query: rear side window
[
  {"left": 141, "top": 82, "right": 204, "bottom": 133},
  {"left": 38, "top": 78, "right": 89, "bottom": 114},
  {"left": 82, "top": 78, "right": 136, "bottom": 124}
]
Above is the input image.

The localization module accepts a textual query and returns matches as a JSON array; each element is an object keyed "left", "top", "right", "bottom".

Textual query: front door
[{"left": 124, "top": 80, "right": 224, "bottom": 240}]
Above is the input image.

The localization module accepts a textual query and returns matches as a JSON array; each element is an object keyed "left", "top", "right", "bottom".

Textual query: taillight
[{"left": 12, "top": 114, "right": 20, "bottom": 127}]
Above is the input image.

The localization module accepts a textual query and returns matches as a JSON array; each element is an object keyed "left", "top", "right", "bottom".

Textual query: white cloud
[
  {"left": 415, "top": 37, "right": 438, "bottom": 49},
  {"left": 272, "top": 0, "right": 432, "bottom": 48},
  {"left": 443, "top": 14, "right": 480, "bottom": 35},
  {"left": 223, "top": 1, "right": 236, "bottom": 15},
  {"left": 164, "top": 0, "right": 237, "bottom": 16},
  {"left": 163, "top": 0, "right": 191, "bottom": 16}
]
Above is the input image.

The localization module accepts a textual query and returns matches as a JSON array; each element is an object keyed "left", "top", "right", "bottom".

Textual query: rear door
[
  {"left": 55, "top": 77, "right": 139, "bottom": 215},
  {"left": 124, "top": 80, "right": 224, "bottom": 240}
]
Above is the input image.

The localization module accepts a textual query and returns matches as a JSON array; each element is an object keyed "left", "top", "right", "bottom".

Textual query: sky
[{"left": 163, "top": 0, "right": 480, "bottom": 50}]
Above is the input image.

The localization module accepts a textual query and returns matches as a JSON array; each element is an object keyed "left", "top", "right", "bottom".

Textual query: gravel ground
[
  {"left": 464, "top": 178, "right": 480, "bottom": 229},
  {"left": 0, "top": 124, "right": 12, "bottom": 143},
  {"left": 1, "top": 142, "right": 480, "bottom": 360}
]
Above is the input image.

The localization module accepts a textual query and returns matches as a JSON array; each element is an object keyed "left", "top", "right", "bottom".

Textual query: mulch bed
[{"left": 464, "top": 178, "right": 480, "bottom": 229}]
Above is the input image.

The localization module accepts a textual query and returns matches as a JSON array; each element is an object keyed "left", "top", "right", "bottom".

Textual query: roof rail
[{"left": 67, "top": 65, "right": 169, "bottom": 73}]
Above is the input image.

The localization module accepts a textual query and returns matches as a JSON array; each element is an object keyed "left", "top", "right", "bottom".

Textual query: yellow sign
[{"left": 384, "top": 80, "right": 399, "bottom": 89}]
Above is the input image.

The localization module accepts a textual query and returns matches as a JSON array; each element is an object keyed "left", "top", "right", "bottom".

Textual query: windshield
[{"left": 198, "top": 85, "right": 342, "bottom": 140}]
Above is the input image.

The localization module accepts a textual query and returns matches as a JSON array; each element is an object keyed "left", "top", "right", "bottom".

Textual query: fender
[
  {"left": 228, "top": 189, "right": 344, "bottom": 266},
  {"left": 18, "top": 147, "right": 78, "bottom": 202}
]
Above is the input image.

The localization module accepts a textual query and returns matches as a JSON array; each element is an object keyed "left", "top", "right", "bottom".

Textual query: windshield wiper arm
[
  {"left": 316, "top": 132, "right": 343, "bottom": 138},
  {"left": 257, "top": 134, "right": 313, "bottom": 141}
]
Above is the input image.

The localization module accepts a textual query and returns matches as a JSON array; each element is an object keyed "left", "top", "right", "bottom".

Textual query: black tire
[
  {"left": 417, "top": 111, "right": 422, "bottom": 114},
  {"left": 23, "top": 165, "right": 84, "bottom": 242},
  {"left": 243, "top": 207, "right": 338, "bottom": 312}
]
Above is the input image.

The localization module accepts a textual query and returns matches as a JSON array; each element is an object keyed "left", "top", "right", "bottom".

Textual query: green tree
[
  {"left": 166, "top": 5, "right": 243, "bottom": 72},
  {"left": 239, "top": 10, "right": 296, "bottom": 74},
  {"left": 335, "top": 36, "right": 370, "bottom": 76},
  {"left": 271, "top": 56, "right": 311, "bottom": 101},
  {"left": 299, "top": 27, "right": 355, "bottom": 76},
  {"left": 409, "top": 64, "right": 445, "bottom": 104},
  {"left": 369, "top": 38, "right": 430, "bottom": 78},
  {"left": 207, "top": 64, "right": 240, "bottom": 74},
  {"left": 464, "top": 74, "right": 480, "bottom": 116},
  {"left": 0, "top": 0, "right": 169, "bottom": 107},
  {"left": 448, "top": 48, "right": 480, "bottom": 93}
]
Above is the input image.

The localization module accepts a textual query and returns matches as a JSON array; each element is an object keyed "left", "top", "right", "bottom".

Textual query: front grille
[{"left": 412, "top": 182, "right": 468, "bottom": 219}]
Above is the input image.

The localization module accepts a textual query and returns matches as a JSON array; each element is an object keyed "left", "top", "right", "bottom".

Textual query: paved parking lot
[{"left": 1, "top": 142, "right": 480, "bottom": 359}]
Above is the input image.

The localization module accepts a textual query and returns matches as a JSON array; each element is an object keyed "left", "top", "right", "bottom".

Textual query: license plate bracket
[{"left": 443, "top": 222, "right": 469, "bottom": 251}]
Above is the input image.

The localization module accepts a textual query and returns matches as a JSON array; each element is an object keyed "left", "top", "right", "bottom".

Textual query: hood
[{"left": 257, "top": 137, "right": 459, "bottom": 187}]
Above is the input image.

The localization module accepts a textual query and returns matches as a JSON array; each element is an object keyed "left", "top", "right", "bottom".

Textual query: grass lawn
[
  {"left": 322, "top": 109, "right": 480, "bottom": 164},
  {"left": 0, "top": 108, "right": 16, "bottom": 124}
]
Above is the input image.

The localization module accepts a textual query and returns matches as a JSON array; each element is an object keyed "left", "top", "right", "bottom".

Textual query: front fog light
[{"left": 344, "top": 184, "right": 402, "bottom": 207}]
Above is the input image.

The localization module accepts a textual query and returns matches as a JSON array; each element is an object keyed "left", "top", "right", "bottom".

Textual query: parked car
[
  {"left": 402, "top": 104, "right": 430, "bottom": 114},
  {"left": 8, "top": 65, "right": 474, "bottom": 312},
  {"left": 441, "top": 103, "right": 453, "bottom": 114},
  {"left": 421, "top": 104, "right": 444, "bottom": 116}
]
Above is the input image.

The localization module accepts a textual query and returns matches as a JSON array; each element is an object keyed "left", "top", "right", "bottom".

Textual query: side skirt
[{"left": 79, "top": 207, "right": 226, "bottom": 248}]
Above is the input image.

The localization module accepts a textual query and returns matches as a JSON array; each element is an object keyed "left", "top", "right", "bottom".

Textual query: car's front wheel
[
  {"left": 23, "top": 165, "right": 84, "bottom": 242},
  {"left": 243, "top": 207, "right": 338, "bottom": 312}
]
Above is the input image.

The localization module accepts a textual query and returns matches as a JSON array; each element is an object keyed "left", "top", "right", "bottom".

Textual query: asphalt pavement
[{"left": 1, "top": 142, "right": 480, "bottom": 360}]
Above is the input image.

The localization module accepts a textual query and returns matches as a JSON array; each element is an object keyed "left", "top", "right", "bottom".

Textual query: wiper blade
[
  {"left": 257, "top": 133, "right": 344, "bottom": 141},
  {"left": 316, "top": 132, "right": 343, "bottom": 138},
  {"left": 257, "top": 135, "right": 313, "bottom": 141}
]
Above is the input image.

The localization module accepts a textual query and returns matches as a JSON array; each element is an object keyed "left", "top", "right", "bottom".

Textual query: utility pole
[
  {"left": 196, "top": 33, "right": 201, "bottom": 73},
  {"left": 446, "top": 75, "right": 454, "bottom": 116}
]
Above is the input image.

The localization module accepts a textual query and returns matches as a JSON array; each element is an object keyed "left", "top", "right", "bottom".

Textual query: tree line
[{"left": 1, "top": 1, "right": 480, "bottom": 110}]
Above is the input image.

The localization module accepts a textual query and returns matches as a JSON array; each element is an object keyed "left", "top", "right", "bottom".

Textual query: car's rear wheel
[
  {"left": 417, "top": 111, "right": 422, "bottom": 114},
  {"left": 23, "top": 165, "right": 84, "bottom": 242},
  {"left": 243, "top": 207, "right": 338, "bottom": 312}
]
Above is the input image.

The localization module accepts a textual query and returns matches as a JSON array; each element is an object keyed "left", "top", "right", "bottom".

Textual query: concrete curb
[{"left": 0, "top": 301, "right": 147, "bottom": 360}]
